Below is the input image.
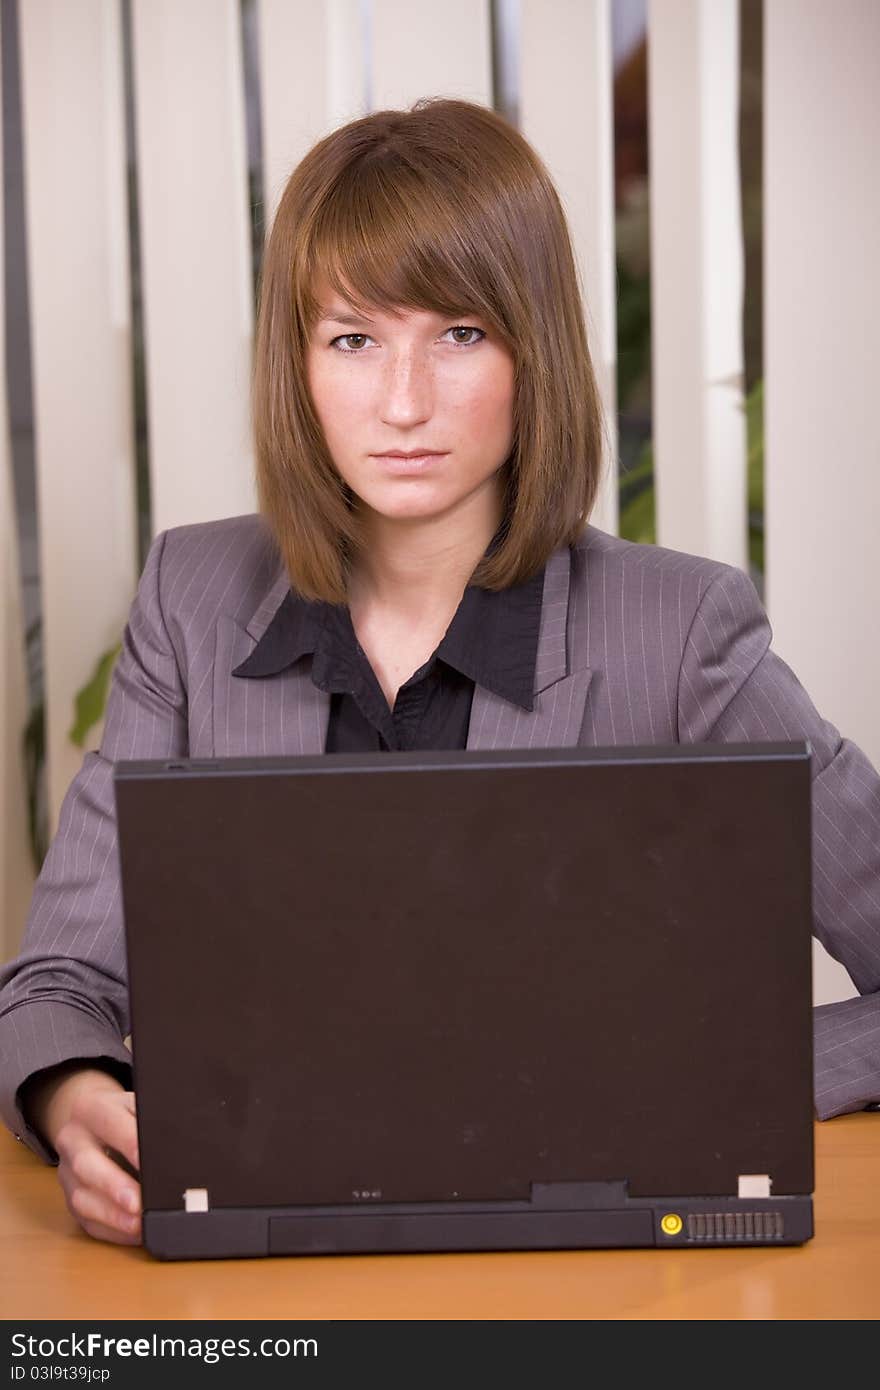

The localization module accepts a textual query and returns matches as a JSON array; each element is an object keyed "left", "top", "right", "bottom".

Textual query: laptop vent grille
[{"left": 686, "top": 1211, "right": 784, "bottom": 1242}]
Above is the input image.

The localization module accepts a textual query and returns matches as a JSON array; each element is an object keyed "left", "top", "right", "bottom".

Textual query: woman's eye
[
  {"left": 331, "top": 333, "right": 371, "bottom": 352},
  {"left": 329, "top": 326, "right": 485, "bottom": 353},
  {"left": 445, "top": 326, "right": 485, "bottom": 346}
]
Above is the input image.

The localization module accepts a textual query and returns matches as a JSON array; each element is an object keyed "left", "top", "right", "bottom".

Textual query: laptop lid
[{"left": 114, "top": 742, "right": 814, "bottom": 1257}]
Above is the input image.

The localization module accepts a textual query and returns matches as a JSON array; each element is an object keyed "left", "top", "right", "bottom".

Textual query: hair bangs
[{"left": 300, "top": 160, "right": 515, "bottom": 343}]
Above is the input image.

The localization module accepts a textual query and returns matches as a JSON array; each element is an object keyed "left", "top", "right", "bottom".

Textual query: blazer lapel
[
  {"left": 214, "top": 541, "right": 591, "bottom": 757},
  {"left": 467, "top": 543, "right": 593, "bottom": 751},
  {"left": 212, "top": 565, "right": 329, "bottom": 757}
]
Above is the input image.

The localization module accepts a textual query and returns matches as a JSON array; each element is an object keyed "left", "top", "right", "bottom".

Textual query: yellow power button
[{"left": 661, "top": 1213, "right": 683, "bottom": 1237}]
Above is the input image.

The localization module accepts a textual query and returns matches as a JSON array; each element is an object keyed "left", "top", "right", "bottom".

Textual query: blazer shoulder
[
  {"left": 153, "top": 512, "right": 284, "bottom": 633},
  {"left": 573, "top": 524, "right": 759, "bottom": 611}
]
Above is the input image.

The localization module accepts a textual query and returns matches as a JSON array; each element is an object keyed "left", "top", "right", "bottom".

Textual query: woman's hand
[{"left": 25, "top": 1064, "right": 142, "bottom": 1245}]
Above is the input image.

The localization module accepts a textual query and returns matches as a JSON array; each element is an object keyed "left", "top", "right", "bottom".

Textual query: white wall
[{"left": 765, "top": 0, "right": 880, "bottom": 1003}]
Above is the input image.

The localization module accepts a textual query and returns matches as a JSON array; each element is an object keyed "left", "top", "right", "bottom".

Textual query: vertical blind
[{"left": 2, "top": 1, "right": 877, "bottom": 1010}]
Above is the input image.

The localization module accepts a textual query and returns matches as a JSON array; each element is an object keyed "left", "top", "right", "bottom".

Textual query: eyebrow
[
  {"left": 317, "top": 309, "right": 376, "bottom": 326},
  {"left": 316, "top": 306, "right": 481, "bottom": 327}
]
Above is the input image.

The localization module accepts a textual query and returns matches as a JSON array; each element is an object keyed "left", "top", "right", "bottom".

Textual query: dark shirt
[{"left": 232, "top": 564, "right": 547, "bottom": 751}]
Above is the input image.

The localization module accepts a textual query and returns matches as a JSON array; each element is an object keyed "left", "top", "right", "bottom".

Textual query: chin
[
  {"left": 374, "top": 506, "right": 452, "bottom": 525},
  {"left": 360, "top": 488, "right": 457, "bottom": 523}
]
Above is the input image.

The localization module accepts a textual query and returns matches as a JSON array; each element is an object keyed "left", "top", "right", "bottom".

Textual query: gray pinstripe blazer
[{"left": 2, "top": 513, "right": 878, "bottom": 1159}]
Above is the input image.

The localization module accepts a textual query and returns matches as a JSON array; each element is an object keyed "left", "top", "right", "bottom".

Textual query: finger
[
  {"left": 65, "top": 1139, "right": 142, "bottom": 1219},
  {"left": 61, "top": 1164, "right": 142, "bottom": 1241},
  {"left": 75, "top": 1091, "right": 140, "bottom": 1173},
  {"left": 118, "top": 1091, "right": 141, "bottom": 1171},
  {"left": 78, "top": 1214, "right": 142, "bottom": 1247},
  {"left": 104, "top": 1144, "right": 139, "bottom": 1181}
]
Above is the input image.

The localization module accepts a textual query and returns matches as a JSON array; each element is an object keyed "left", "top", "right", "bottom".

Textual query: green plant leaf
[
  {"left": 68, "top": 644, "right": 122, "bottom": 749},
  {"left": 616, "top": 259, "right": 652, "bottom": 409},
  {"left": 618, "top": 444, "right": 654, "bottom": 504},
  {"left": 619, "top": 438, "right": 656, "bottom": 544},
  {"left": 619, "top": 482, "right": 657, "bottom": 544},
  {"left": 745, "top": 378, "right": 764, "bottom": 577}
]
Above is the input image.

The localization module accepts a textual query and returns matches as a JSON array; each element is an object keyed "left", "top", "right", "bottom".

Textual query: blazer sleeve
[
  {"left": 0, "top": 530, "right": 187, "bottom": 1161},
  {"left": 677, "top": 563, "right": 880, "bottom": 1119}
]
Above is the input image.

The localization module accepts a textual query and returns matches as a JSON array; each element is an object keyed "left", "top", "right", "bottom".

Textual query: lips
[{"left": 370, "top": 451, "right": 449, "bottom": 473}]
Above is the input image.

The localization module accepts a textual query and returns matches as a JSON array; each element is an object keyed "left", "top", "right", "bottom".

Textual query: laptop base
[{"left": 144, "top": 1191, "right": 813, "bottom": 1260}]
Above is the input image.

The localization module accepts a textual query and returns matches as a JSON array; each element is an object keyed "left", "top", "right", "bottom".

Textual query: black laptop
[{"left": 113, "top": 742, "right": 815, "bottom": 1259}]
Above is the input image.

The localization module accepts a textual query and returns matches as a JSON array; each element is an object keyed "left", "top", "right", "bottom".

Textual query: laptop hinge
[
  {"left": 183, "top": 1187, "right": 210, "bottom": 1212},
  {"left": 737, "top": 1174, "right": 772, "bottom": 1198}
]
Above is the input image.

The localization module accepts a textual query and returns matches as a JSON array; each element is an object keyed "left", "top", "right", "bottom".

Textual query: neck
[{"left": 348, "top": 489, "right": 502, "bottom": 618}]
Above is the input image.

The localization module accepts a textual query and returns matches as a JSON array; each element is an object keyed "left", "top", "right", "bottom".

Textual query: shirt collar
[
  {"left": 233, "top": 559, "right": 546, "bottom": 712},
  {"left": 432, "top": 569, "right": 544, "bottom": 709}
]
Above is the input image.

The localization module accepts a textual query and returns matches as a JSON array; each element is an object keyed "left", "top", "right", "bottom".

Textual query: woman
[{"left": 1, "top": 98, "right": 878, "bottom": 1246}]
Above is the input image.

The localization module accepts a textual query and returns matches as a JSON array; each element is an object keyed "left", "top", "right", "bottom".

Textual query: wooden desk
[{"left": 1, "top": 1115, "right": 877, "bottom": 1320}]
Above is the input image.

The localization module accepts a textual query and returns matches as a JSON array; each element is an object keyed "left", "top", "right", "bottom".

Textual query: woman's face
[{"left": 305, "top": 282, "right": 516, "bottom": 529}]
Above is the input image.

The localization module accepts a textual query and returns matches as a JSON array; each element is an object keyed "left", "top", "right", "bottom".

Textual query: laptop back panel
[{"left": 114, "top": 744, "right": 814, "bottom": 1257}]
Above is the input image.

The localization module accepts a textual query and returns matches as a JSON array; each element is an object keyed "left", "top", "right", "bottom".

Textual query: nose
[{"left": 377, "top": 348, "right": 433, "bottom": 429}]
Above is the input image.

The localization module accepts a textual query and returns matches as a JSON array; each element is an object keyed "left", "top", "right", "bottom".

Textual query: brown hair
[{"left": 252, "top": 97, "right": 606, "bottom": 603}]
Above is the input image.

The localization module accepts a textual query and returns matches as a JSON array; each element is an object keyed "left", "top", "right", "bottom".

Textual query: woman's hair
[{"left": 253, "top": 96, "right": 606, "bottom": 602}]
